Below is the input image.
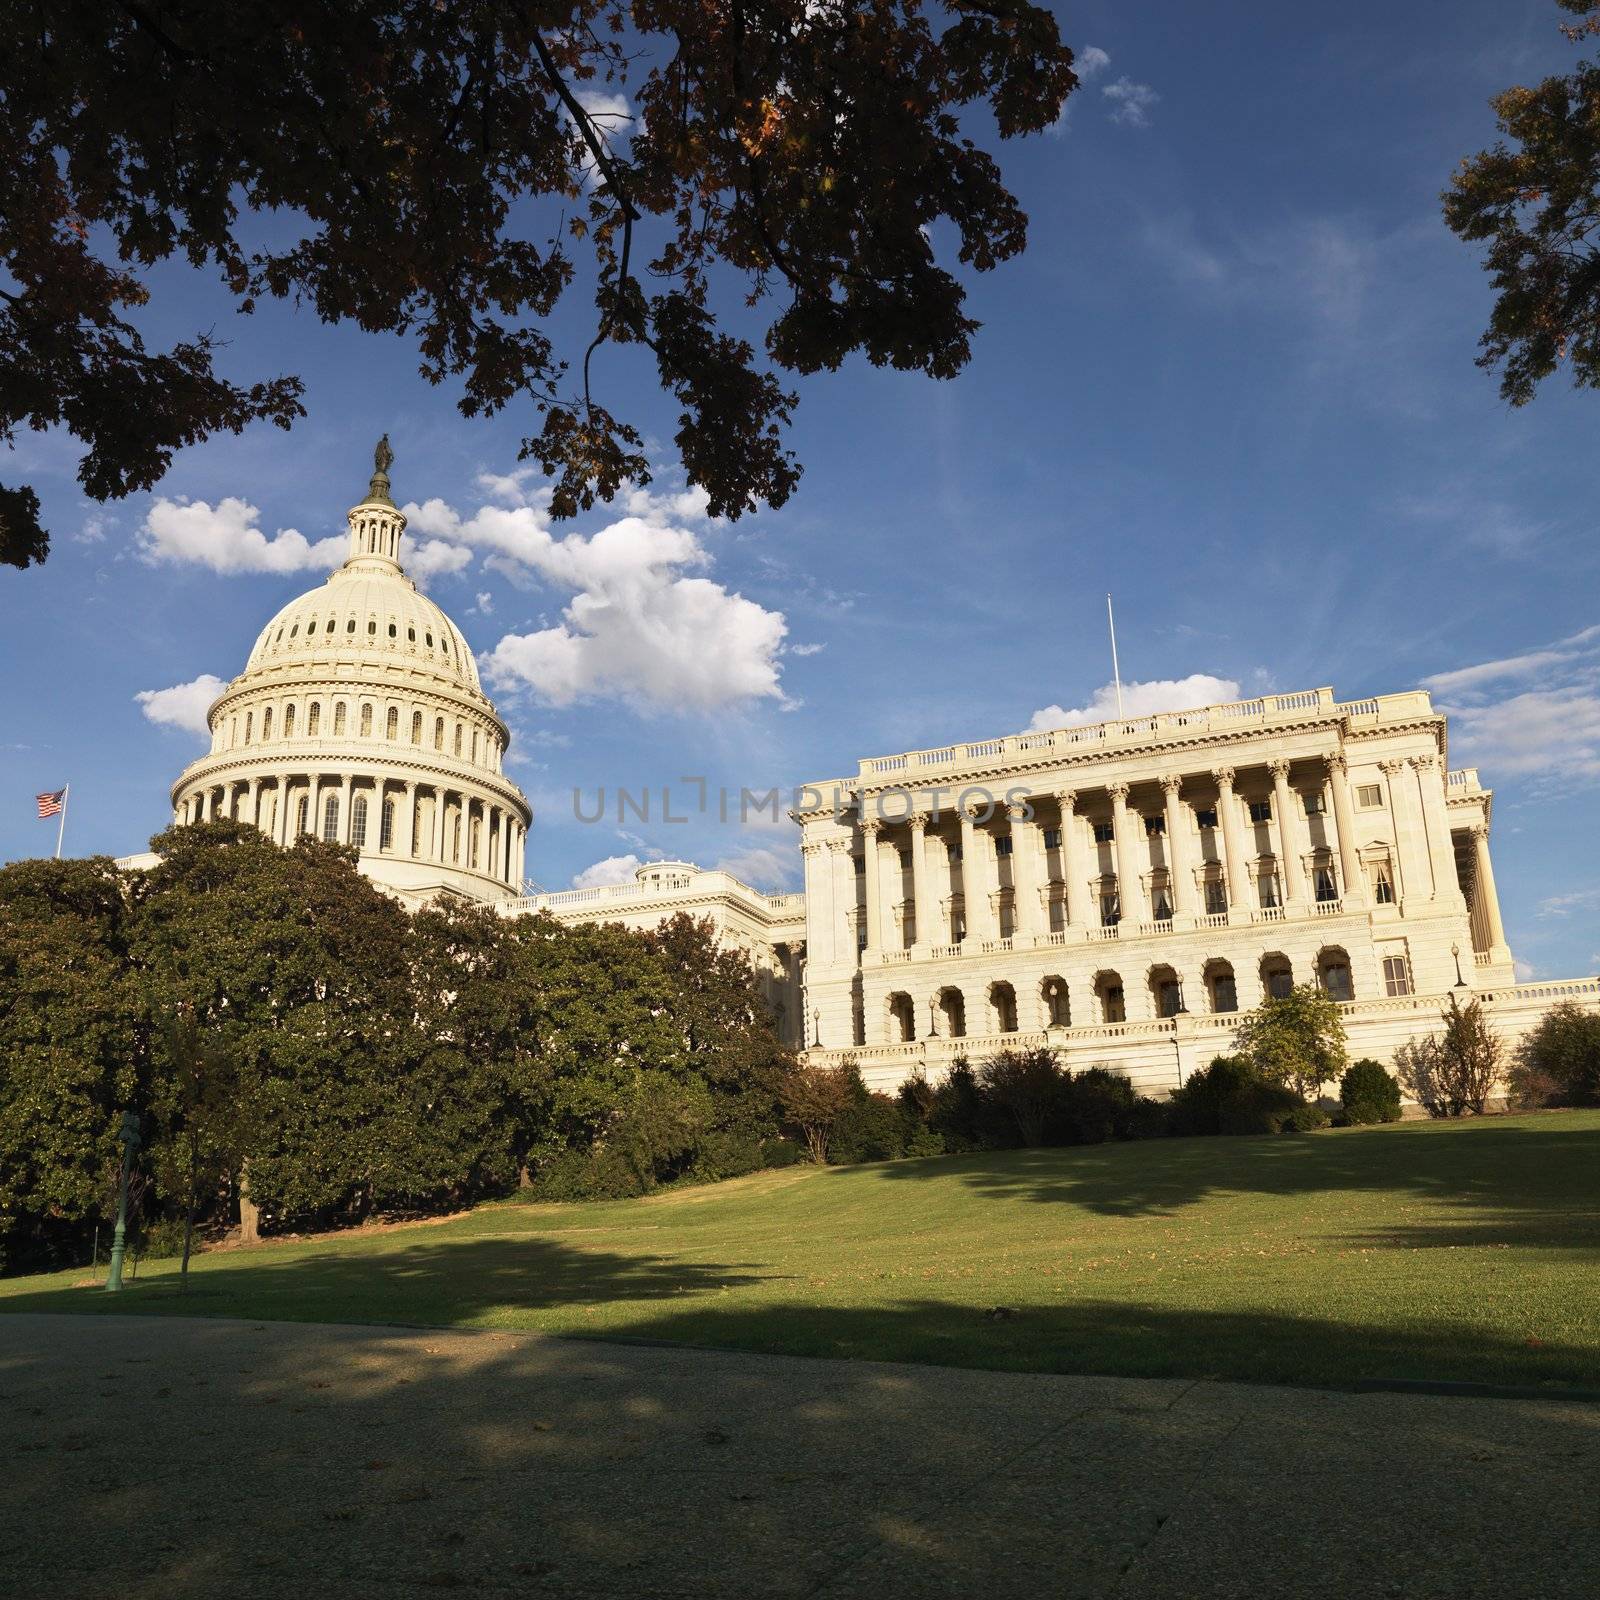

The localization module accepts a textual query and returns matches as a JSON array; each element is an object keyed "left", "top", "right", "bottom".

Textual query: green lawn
[{"left": 4, "top": 1111, "right": 1598, "bottom": 1389}]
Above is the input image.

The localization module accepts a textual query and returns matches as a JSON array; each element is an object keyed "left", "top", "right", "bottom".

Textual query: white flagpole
[
  {"left": 1106, "top": 594, "right": 1125, "bottom": 718},
  {"left": 54, "top": 784, "right": 69, "bottom": 860}
]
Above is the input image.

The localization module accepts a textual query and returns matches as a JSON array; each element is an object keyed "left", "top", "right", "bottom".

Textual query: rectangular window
[
  {"left": 1152, "top": 891, "right": 1173, "bottom": 922},
  {"left": 1196, "top": 808, "right": 1218, "bottom": 830},
  {"left": 1382, "top": 955, "right": 1412, "bottom": 997},
  {"left": 1100, "top": 892, "right": 1120, "bottom": 926},
  {"left": 1373, "top": 863, "right": 1395, "bottom": 904},
  {"left": 1204, "top": 880, "right": 1227, "bottom": 915},
  {"left": 1212, "top": 974, "right": 1238, "bottom": 1013},
  {"left": 1323, "top": 963, "right": 1353, "bottom": 1002},
  {"left": 379, "top": 798, "right": 394, "bottom": 851},
  {"left": 1092, "top": 822, "right": 1114, "bottom": 844},
  {"left": 947, "top": 843, "right": 963, "bottom": 862},
  {"left": 321, "top": 793, "right": 339, "bottom": 842},
  {"left": 854, "top": 855, "right": 865, "bottom": 874},
  {"left": 1144, "top": 815, "right": 1165, "bottom": 836},
  {"left": 1043, "top": 827, "right": 1061, "bottom": 850},
  {"left": 1303, "top": 791, "right": 1326, "bottom": 817},
  {"left": 1248, "top": 799, "right": 1272, "bottom": 824},
  {"left": 1259, "top": 875, "right": 1279, "bottom": 908},
  {"left": 1356, "top": 784, "right": 1382, "bottom": 809},
  {"left": 994, "top": 836, "right": 1013, "bottom": 857},
  {"left": 1314, "top": 866, "right": 1338, "bottom": 902},
  {"left": 898, "top": 850, "right": 912, "bottom": 869}
]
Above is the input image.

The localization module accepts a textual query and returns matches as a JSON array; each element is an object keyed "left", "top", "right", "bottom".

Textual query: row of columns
[
  {"left": 184, "top": 775, "right": 527, "bottom": 887},
  {"left": 815, "top": 751, "right": 1469, "bottom": 962}
]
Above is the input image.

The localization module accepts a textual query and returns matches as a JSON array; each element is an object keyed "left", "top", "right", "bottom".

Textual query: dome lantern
[{"left": 345, "top": 433, "right": 405, "bottom": 572}]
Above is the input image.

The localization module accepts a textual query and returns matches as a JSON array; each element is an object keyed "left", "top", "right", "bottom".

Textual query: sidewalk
[{"left": 0, "top": 1313, "right": 1593, "bottom": 1598}]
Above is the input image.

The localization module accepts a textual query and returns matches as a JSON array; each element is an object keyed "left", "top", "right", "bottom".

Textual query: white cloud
[
  {"left": 1103, "top": 76, "right": 1159, "bottom": 128},
  {"left": 716, "top": 845, "right": 801, "bottom": 891},
  {"left": 473, "top": 591, "right": 494, "bottom": 615},
  {"left": 403, "top": 479, "right": 788, "bottom": 712},
  {"left": 139, "top": 497, "right": 345, "bottom": 574},
  {"left": 406, "top": 539, "right": 474, "bottom": 586},
  {"left": 572, "top": 853, "right": 643, "bottom": 889},
  {"left": 135, "top": 674, "right": 225, "bottom": 737},
  {"left": 1422, "top": 626, "right": 1600, "bottom": 788},
  {"left": 75, "top": 512, "right": 112, "bottom": 544},
  {"left": 1077, "top": 46, "right": 1111, "bottom": 80},
  {"left": 1028, "top": 673, "right": 1241, "bottom": 732},
  {"left": 1538, "top": 887, "right": 1600, "bottom": 919},
  {"left": 789, "top": 642, "right": 826, "bottom": 657}
]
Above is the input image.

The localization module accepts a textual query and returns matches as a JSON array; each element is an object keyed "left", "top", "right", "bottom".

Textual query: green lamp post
[{"left": 106, "top": 1110, "right": 141, "bottom": 1293}]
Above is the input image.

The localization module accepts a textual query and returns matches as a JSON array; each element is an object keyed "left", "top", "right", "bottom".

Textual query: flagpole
[
  {"left": 55, "top": 784, "right": 68, "bottom": 860},
  {"left": 1107, "top": 594, "right": 1125, "bottom": 718}
]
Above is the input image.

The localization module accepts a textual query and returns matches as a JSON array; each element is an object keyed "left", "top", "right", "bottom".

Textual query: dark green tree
[
  {"left": 1234, "top": 985, "right": 1348, "bottom": 1101},
  {"left": 1444, "top": 2, "right": 1600, "bottom": 405},
  {"left": 0, "top": 0, "right": 1078, "bottom": 567},
  {"left": 0, "top": 857, "right": 143, "bottom": 1272},
  {"left": 1509, "top": 1000, "right": 1600, "bottom": 1105}
]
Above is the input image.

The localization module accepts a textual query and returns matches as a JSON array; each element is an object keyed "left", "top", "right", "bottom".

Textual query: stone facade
[{"left": 789, "top": 687, "right": 1596, "bottom": 1096}]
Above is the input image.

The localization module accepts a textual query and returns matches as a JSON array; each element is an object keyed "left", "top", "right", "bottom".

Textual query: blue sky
[{"left": 2, "top": 0, "right": 1598, "bottom": 978}]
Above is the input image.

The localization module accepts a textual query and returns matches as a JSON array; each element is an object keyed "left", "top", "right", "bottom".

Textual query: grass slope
[{"left": 4, "top": 1112, "right": 1598, "bottom": 1389}]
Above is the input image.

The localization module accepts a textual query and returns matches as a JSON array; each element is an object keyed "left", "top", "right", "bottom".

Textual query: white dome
[
  {"left": 168, "top": 445, "right": 531, "bottom": 907},
  {"left": 244, "top": 564, "right": 482, "bottom": 693}
]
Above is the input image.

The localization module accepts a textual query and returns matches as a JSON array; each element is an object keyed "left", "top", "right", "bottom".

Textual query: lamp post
[
  {"left": 106, "top": 1110, "right": 141, "bottom": 1293},
  {"left": 1171, "top": 986, "right": 1189, "bottom": 1088},
  {"left": 1451, "top": 942, "right": 1467, "bottom": 989}
]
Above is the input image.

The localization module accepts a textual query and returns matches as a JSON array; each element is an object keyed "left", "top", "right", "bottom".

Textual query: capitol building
[{"left": 133, "top": 448, "right": 1597, "bottom": 1100}]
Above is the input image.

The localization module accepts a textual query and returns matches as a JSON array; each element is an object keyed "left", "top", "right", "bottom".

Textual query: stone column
[
  {"left": 828, "top": 839, "right": 854, "bottom": 964},
  {"left": 401, "top": 781, "right": 416, "bottom": 856},
  {"left": 1212, "top": 767, "right": 1248, "bottom": 910},
  {"left": 1269, "top": 760, "right": 1302, "bottom": 904},
  {"left": 959, "top": 803, "right": 996, "bottom": 941},
  {"left": 245, "top": 778, "right": 261, "bottom": 831},
  {"left": 1471, "top": 824, "right": 1510, "bottom": 957},
  {"left": 1107, "top": 782, "right": 1142, "bottom": 923},
  {"left": 1377, "top": 761, "right": 1418, "bottom": 903},
  {"left": 1057, "top": 792, "right": 1083, "bottom": 930},
  {"left": 1008, "top": 802, "right": 1042, "bottom": 938},
  {"left": 908, "top": 813, "right": 933, "bottom": 950},
  {"left": 1326, "top": 753, "right": 1365, "bottom": 907},
  {"left": 340, "top": 774, "right": 354, "bottom": 845},
  {"left": 860, "top": 819, "right": 884, "bottom": 956},
  {"left": 1159, "top": 774, "right": 1191, "bottom": 918},
  {"left": 431, "top": 787, "right": 446, "bottom": 863},
  {"left": 1412, "top": 755, "right": 1463, "bottom": 908}
]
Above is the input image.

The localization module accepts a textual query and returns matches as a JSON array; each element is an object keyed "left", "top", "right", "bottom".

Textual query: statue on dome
[{"left": 368, "top": 433, "right": 394, "bottom": 503}]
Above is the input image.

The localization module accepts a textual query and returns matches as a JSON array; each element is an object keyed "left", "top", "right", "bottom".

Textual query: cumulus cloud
[
  {"left": 1422, "top": 625, "right": 1600, "bottom": 788},
  {"left": 405, "top": 538, "right": 475, "bottom": 586},
  {"left": 402, "top": 479, "right": 788, "bottom": 711},
  {"left": 1028, "top": 673, "right": 1241, "bottom": 732},
  {"left": 572, "top": 853, "right": 643, "bottom": 888},
  {"left": 135, "top": 674, "right": 225, "bottom": 736},
  {"left": 139, "top": 497, "right": 345, "bottom": 574},
  {"left": 1102, "top": 76, "right": 1159, "bottom": 128},
  {"left": 1049, "top": 44, "right": 1112, "bottom": 134}
]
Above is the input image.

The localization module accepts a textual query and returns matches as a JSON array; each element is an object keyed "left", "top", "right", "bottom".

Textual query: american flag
[{"left": 36, "top": 788, "right": 65, "bottom": 819}]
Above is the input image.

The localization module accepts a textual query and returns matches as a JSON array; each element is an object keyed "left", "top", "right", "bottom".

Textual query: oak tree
[
  {"left": 1445, "top": 1, "right": 1600, "bottom": 405},
  {"left": 0, "top": 0, "right": 1078, "bottom": 568}
]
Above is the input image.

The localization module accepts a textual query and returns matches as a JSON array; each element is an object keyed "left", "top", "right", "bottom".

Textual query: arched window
[
  {"left": 989, "top": 981, "right": 1019, "bottom": 1033},
  {"left": 386, "top": 706, "right": 398, "bottom": 740},
  {"left": 407, "top": 625, "right": 416, "bottom": 641},
  {"left": 434, "top": 717, "right": 445, "bottom": 751},
  {"left": 1042, "top": 977, "right": 1070, "bottom": 1028},
  {"left": 1094, "top": 971, "right": 1126, "bottom": 1024},
  {"left": 368, "top": 619, "right": 377, "bottom": 637},
  {"left": 425, "top": 631, "right": 434, "bottom": 648},
  {"left": 937, "top": 988, "right": 966, "bottom": 1039},
  {"left": 350, "top": 794, "right": 368, "bottom": 848},
  {"left": 1204, "top": 959, "right": 1238, "bottom": 1014},
  {"left": 1317, "top": 947, "right": 1354, "bottom": 1002},
  {"left": 451, "top": 811, "right": 461, "bottom": 863},
  {"left": 887, "top": 992, "right": 916, "bottom": 1043},
  {"left": 1260, "top": 953, "right": 1294, "bottom": 1001},
  {"left": 471, "top": 729, "right": 479, "bottom": 763},
  {"left": 307, "top": 702, "right": 321, "bottom": 736},
  {"left": 346, "top": 617, "right": 356, "bottom": 634},
  {"left": 454, "top": 723, "right": 463, "bottom": 756},
  {"left": 380, "top": 797, "right": 395, "bottom": 851},
  {"left": 411, "top": 710, "right": 422, "bottom": 744},
  {"left": 1148, "top": 964, "right": 1183, "bottom": 1018},
  {"left": 333, "top": 702, "right": 346, "bottom": 736},
  {"left": 388, "top": 621, "right": 397, "bottom": 638},
  {"left": 359, "top": 703, "right": 372, "bottom": 737},
  {"left": 295, "top": 795, "right": 309, "bottom": 836},
  {"left": 242, "top": 712, "right": 252, "bottom": 744},
  {"left": 284, "top": 703, "right": 296, "bottom": 737},
  {"left": 261, "top": 707, "right": 273, "bottom": 741},
  {"left": 322, "top": 793, "right": 339, "bottom": 842},
  {"left": 326, "top": 618, "right": 336, "bottom": 634}
]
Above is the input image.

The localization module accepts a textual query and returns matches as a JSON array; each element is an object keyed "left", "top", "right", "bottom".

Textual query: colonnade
[
  {"left": 807, "top": 751, "right": 1473, "bottom": 963},
  {"left": 180, "top": 772, "right": 527, "bottom": 888}
]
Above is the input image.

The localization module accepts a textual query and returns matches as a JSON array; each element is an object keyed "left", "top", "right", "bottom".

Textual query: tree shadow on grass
[
  {"left": 869, "top": 1119, "right": 1600, "bottom": 1243},
  {"left": 1, "top": 1293, "right": 1597, "bottom": 1600},
  {"left": 0, "top": 1235, "right": 772, "bottom": 1330}
]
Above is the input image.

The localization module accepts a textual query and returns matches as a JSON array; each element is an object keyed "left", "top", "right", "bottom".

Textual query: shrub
[
  {"left": 1169, "top": 1056, "right": 1261, "bottom": 1137},
  {"left": 1396, "top": 996, "right": 1504, "bottom": 1117},
  {"left": 777, "top": 1059, "right": 860, "bottom": 1163},
  {"left": 1339, "top": 1059, "right": 1402, "bottom": 1125},
  {"left": 685, "top": 1132, "right": 767, "bottom": 1185},
  {"left": 758, "top": 1136, "right": 804, "bottom": 1169},
  {"left": 138, "top": 1215, "right": 189, "bottom": 1260},
  {"left": 920, "top": 1059, "right": 987, "bottom": 1152},
  {"left": 527, "top": 1147, "right": 648, "bottom": 1202},
  {"left": 1511, "top": 1003, "right": 1600, "bottom": 1106},
  {"left": 1279, "top": 1102, "right": 1331, "bottom": 1133},
  {"left": 1218, "top": 1080, "right": 1305, "bottom": 1136},
  {"left": 1057, "top": 1067, "right": 1140, "bottom": 1145},
  {"left": 976, "top": 1049, "right": 1063, "bottom": 1146},
  {"left": 829, "top": 1091, "right": 911, "bottom": 1164}
]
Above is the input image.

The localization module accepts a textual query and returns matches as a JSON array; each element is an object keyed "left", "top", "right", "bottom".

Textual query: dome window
[
  {"left": 359, "top": 703, "right": 373, "bottom": 737},
  {"left": 275, "top": 628, "right": 284, "bottom": 644},
  {"left": 388, "top": 622, "right": 397, "bottom": 638},
  {"left": 347, "top": 618, "right": 356, "bottom": 633},
  {"left": 262, "top": 708, "right": 273, "bottom": 741},
  {"left": 411, "top": 711, "right": 421, "bottom": 744},
  {"left": 308, "top": 702, "right": 321, "bottom": 736},
  {"left": 368, "top": 620, "right": 376, "bottom": 636},
  {"left": 322, "top": 793, "right": 339, "bottom": 842},
  {"left": 290, "top": 625, "right": 299, "bottom": 638},
  {"left": 454, "top": 724, "right": 463, "bottom": 756},
  {"left": 326, "top": 618, "right": 336, "bottom": 634},
  {"left": 434, "top": 717, "right": 444, "bottom": 751},
  {"left": 284, "top": 704, "right": 296, "bottom": 737},
  {"left": 351, "top": 795, "right": 368, "bottom": 849},
  {"left": 386, "top": 706, "right": 398, "bottom": 740},
  {"left": 380, "top": 797, "right": 395, "bottom": 851},
  {"left": 407, "top": 626, "right": 416, "bottom": 642},
  {"left": 426, "top": 631, "right": 434, "bottom": 648}
]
